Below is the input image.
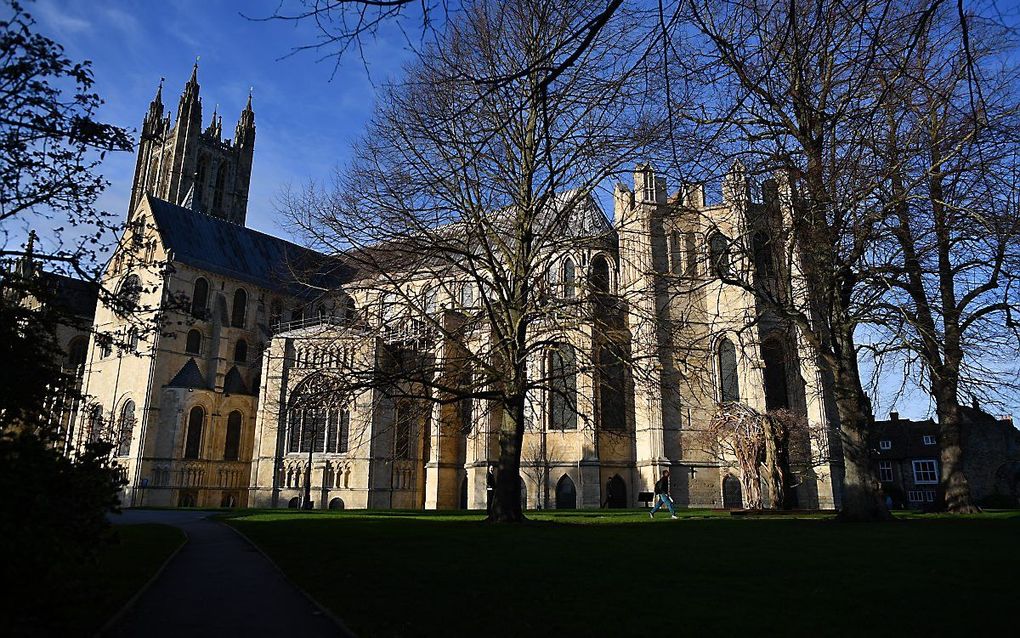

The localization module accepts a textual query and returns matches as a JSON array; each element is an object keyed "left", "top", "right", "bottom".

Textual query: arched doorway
[
  {"left": 606, "top": 475, "right": 627, "bottom": 508},
  {"left": 328, "top": 497, "right": 345, "bottom": 510},
  {"left": 287, "top": 496, "right": 301, "bottom": 509},
  {"left": 723, "top": 475, "right": 743, "bottom": 509},
  {"left": 459, "top": 476, "right": 469, "bottom": 510},
  {"left": 555, "top": 475, "right": 576, "bottom": 510}
]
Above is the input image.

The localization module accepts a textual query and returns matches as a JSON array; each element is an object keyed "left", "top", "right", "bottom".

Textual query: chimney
[{"left": 890, "top": 411, "right": 899, "bottom": 422}]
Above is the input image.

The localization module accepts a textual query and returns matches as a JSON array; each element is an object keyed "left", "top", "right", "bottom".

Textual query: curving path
[{"left": 104, "top": 510, "right": 351, "bottom": 637}]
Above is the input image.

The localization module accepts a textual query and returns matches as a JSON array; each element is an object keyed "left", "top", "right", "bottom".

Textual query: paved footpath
[{"left": 105, "top": 510, "right": 351, "bottom": 637}]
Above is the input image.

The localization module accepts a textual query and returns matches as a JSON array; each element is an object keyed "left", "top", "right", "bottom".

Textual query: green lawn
[
  {"left": 224, "top": 508, "right": 1020, "bottom": 637},
  {"left": 56, "top": 523, "right": 184, "bottom": 635}
]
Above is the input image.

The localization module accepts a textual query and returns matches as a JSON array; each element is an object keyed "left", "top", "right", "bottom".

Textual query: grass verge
[
  {"left": 58, "top": 523, "right": 184, "bottom": 635},
  {"left": 224, "top": 508, "right": 1019, "bottom": 637}
]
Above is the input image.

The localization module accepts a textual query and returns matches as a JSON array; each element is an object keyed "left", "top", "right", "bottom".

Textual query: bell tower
[{"left": 127, "top": 63, "right": 256, "bottom": 225}]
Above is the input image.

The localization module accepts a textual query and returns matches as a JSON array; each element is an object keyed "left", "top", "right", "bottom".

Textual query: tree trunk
[
  {"left": 489, "top": 395, "right": 526, "bottom": 523},
  {"left": 933, "top": 380, "right": 979, "bottom": 514},
  {"left": 831, "top": 334, "right": 891, "bottom": 522}
]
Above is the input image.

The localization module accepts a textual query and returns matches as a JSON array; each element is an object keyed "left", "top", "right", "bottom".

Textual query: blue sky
[
  {"left": 27, "top": 0, "right": 416, "bottom": 239},
  {"left": 21, "top": 0, "right": 1019, "bottom": 421}
]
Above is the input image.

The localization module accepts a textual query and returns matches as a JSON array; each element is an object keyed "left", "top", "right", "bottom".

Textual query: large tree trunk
[
  {"left": 489, "top": 395, "right": 526, "bottom": 523},
  {"left": 831, "top": 329, "right": 891, "bottom": 522},
  {"left": 933, "top": 380, "right": 979, "bottom": 514}
]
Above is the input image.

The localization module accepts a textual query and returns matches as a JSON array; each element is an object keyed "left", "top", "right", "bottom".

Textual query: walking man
[{"left": 649, "top": 469, "right": 677, "bottom": 519}]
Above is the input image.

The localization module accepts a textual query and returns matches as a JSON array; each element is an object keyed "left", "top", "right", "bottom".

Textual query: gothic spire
[
  {"left": 177, "top": 60, "right": 202, "bottom": 122},
  {"left": 235, "top": 87, "right": 255, "bottom": 146}
]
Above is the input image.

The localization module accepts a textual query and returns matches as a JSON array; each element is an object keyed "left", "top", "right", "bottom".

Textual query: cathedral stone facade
[{"left": 77, "top": 72, "right": 843, "bottom": 511}]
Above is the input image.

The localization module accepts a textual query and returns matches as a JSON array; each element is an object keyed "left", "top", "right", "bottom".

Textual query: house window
[
  {"left": 224, "top": 410, "right": 242, "bottom": 461},
  {"left": 908, "top": 490, "right": 923, "bottom": 502},
  {"left": 183, "top": 406, "right": 204, "bottom": 460},
  {"left": 185, "top": 329, "right": 202, "bottom": 355},
  {"left": 922, "top": 435, "right": 936, "bottom": 445},
  {"left": 717, "top": 337, "right": 740, "bottom": 403},
  {"left": 879, "top": 440, "right": 892, "bottom": 450},
  {"left": 912, "top": 459, "right": 938, "bottom": 484},
  {"left": 878, "top": 460, "right": 893, "bottom": 483},
  {"left": 231, "top": 288, "right": 247, "bottom": 328},
  {"left": 191, "top": 277, "right": 209, "bottom": 318},
  {"left": 548, "top": 344, "right": 578, "bottom": 430}
]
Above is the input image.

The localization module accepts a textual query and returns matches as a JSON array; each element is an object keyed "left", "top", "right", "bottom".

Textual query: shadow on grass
[{"left": 222, "top": 509, "right": 1019, "bottom": 637}]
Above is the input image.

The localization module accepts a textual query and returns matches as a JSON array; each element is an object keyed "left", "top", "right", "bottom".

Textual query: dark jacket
[{"left": 655, "top": 476, "right": 669, "bottom": 495}]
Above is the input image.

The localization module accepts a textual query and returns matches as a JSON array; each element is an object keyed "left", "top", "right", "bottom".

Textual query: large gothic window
[
  {"left": 598, "top": 343, "right": 626, "bottom": 431},
  {"left": 286, "top": 376, "right": 350, "bottom": 454},
  {"left": 117, "top": 400, "right": 135, "bottom": 457},
  {"left": 718, "top": 338, "right": 740, "bottom": 403},
  {"left": 224, "top": 410, "right": 242, "bottom": 460},
  {"left": 231, "top": 289, "right": 248, "bottom": 328},
  {"left": 761, "top": 337, "right": 791, "bottom": 410},
  {"left": 184, "top": 406, "right": 204, "bottom": 459},
  {"left": 191, "top": 277, "right": 209, "bottom": 318},
  {"left": 709, "top": 232, "right": 731, "bottom": 279},
  {"left": 548, "top": 344, "right": 577, "bottom": 430}
]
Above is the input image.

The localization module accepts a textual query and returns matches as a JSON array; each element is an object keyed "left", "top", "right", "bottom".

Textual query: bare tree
[
  {"left": 279, "top": 1, "right": 670, "bottom": 522},
  {"left": 871, "top": 5, "right": 1020, "bottom": 513}
]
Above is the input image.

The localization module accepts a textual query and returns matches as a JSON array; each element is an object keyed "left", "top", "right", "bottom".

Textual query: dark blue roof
[{"left": 146, "top": 196, "right": 352, "bottom": 294}]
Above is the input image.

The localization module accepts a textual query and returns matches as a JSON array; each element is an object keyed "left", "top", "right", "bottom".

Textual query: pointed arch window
[
  {"left": 598, "top": 343, "right": 626, "bottom": 431},
  {"left": 231, "top": 289, "right": 247, "bottom": 328},
  {"left": 561, "top": 257, "right": 576, "bottom": 299},
  {"left": 212, "top": 163, "right": 228, "bottom": 213},
  {"left": 191, "top": 277, "right": 209, "bottom": 318},
  {"left": 555, "top": 475, "right": 577, "bottom": 509},
  {"left": 117, "top": 400, "right": 135, "bottom": 457},
  {"left": 753, "top": 231, "right": 775, "bottom": 283},
  {"left": 118, "top": 274, "right": 142, "bottom": 314},
  {"left": 195, "top": 155, "right": 208, "bottom": 208},
  {"left": 684, "top": 233, "right": 698, "bottom": 276},
  {"left": 669, "top": 231, "right": 683, "bottom": 275},
  {"left": 590, "top": 254, "right": 611, "bottom": 294},
  {"left": 548, "top": 344, "right": 577, "bottom": 430},
  {"left": 185, "top": 329, "right": 202, "bottom": 355},
  {"left": 233, "top": 339, "right": 248, "bottom": 363},
  {"left": 718, "top": 337, "right": 740, "bottom": 403},
  {"left": 286, "top": 375, "right": 350, "bottom": 454},
  {"left": 394, "top": 401, "right": 412, "bottom": 459},
  {"left": 709, "top": 232, "right": 731, "bottom": 279},
  {"left": 224, "top": 410, "right": 242, "bottom": 461},
  {"left": 184, "top": 406, "right": 204, "bottom": 459}
]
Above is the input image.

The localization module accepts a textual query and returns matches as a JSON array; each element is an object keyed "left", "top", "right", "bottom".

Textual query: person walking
[{"left": 649, "top": 469, "right": 677, "bottom": 519}]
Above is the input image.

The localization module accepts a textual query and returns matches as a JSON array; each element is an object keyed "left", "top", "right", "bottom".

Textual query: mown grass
[
  {"left": 56, "top": 523, "right": 184, "bottom": 636},
  {"left": 224, "top": 508, "right": 1020, "bottom": 637}
]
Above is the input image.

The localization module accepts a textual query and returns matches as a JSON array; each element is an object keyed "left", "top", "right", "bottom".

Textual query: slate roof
[
  {"left": 39, "top": 271, "right": 98, "bottom": 320},
  {"left": 167, "top": 358, "right": 207, "bottom": 389},
  {"left": 146, "top": 195, "right": 354, "bottom": 294}
]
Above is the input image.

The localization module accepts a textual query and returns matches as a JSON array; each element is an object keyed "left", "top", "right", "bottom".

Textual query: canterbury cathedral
[{"left": 63, "top": 71, "right": 843, "bottom": 512}]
